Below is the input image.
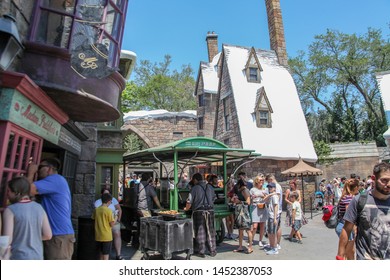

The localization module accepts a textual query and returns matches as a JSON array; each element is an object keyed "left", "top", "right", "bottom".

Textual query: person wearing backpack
[
  {"left": 337, "top": 162, "right": 390, "bottom": 260},
  {"left": 137, "top": 174, "right": 162, "bottom": 218},
  {"left": 334, "top": 178, "right": 359, "bottom": 260}
]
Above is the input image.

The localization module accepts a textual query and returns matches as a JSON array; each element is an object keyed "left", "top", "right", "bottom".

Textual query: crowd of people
[
  {"left": 318, "top": 174, "right": 371, "bottom": 207},
  {"left": 1, "top": 157, "right": 389, "bottom": 260},
  {"left": 223, "top": 173, "right": 303, "bottom": 256}
]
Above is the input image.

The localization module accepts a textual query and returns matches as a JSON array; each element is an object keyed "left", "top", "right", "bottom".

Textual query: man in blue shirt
[{"left": 27, "top": 158, "right": 75, "bottom": 260}]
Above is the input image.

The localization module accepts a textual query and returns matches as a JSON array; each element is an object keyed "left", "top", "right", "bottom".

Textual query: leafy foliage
[
  {"left": 121, "top": 55, "right": 196, "bottom": 112},
  {"left": 289, "top": 28, "right": 390, "bottom": 146},
  {"left": 123, "top": 132, "right": 148, "bottom": 154}
]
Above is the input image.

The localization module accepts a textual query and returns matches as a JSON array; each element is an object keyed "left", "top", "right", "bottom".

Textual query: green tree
[
  {"left": 289, "top": 28, "right": 390, "bottom": 145},
  {"left": 121, "top": 55, "right": 196, "bottom": 112}
]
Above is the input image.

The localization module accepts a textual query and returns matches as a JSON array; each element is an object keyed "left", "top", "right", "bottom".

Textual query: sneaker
[
  {"left": 277, "top": 244, "right": 281, "bottom": 250},
  {"left": 266, "top": 248, "right": 279, "bottom": 255},
  {"left": 209, "top": 251, "right": 217, "bottom": 257},
  {"left": 258, "top": 242, "right": 264, "bottom": 249},
  {"left": 263, "top": 244, "right": 272, "bottom": 251},
  {"left": 116, "top": 255, "right": 124, "bottom": 260},
  {"left": 297, "top": 240, "right": 303, "bottom": 244}
]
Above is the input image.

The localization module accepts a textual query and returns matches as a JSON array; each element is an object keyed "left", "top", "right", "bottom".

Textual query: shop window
[
  {"left": 30, "top": 0, "right": 127, "bottom": 69},
  {"left": 100, "top": 165, "right": 113, "bottom": 192},
  {"left": 198, "top": 117, "right": 204, "bottom": 130},
  {"left": 61, "top": 151, "right": 78, "bottom": 193},
  {"left": 0, "top": 124, "right": 42, "bottom": 207}
]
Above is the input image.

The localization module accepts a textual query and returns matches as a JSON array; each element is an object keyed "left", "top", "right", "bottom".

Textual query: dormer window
[
  {"left": 245, "top": 47, "right": 263, "bottom": 83},
  {"left": 253, "top": 87, "right": 273, "bottom": 128}
]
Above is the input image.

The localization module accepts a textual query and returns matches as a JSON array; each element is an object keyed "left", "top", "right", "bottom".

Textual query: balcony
[{"left": 20, "top": 42, "right": 125, "bottom": 122}]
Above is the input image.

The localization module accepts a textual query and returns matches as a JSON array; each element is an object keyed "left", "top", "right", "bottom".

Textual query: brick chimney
[
  {"left": 206, "top": 31, "right": 218, "bottom": 62},
  {"left": 265, "top": 0, "right": 288, "bottom": 66}
]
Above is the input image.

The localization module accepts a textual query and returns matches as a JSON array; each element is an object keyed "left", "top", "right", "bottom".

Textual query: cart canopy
[{"left": 123, "top": 137, "right": 260, "bottom": 166}]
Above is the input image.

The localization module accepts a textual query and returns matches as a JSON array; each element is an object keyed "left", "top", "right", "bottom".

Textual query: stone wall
[
  {"left": 318, "top": 157, "right": 380, "bottom": 181},
  {"left": 73, "top": 123, "right": 97, "bottom": 218},
  {"left": 98, "top": 130, "right": 123, "bottom": 148},
  {"left": 123, "top": 115, "right": 198, "bottom": 148},
  {"left": 215, "top": 56, "right": 242, "bottom": 148}
]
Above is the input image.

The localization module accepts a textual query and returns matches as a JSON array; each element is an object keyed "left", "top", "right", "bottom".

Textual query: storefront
[{"left": 0, "top": 71, "right": 87, "bottom": 208}]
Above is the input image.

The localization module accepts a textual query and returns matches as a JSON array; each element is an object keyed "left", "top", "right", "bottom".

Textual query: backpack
[
  {"left": 356, "top": 191, "right": 368, "bottom": 226},
  {"left": 124, "top": 182, "right": 141, "bottom": 209},
  {"left": 322, "top": 191, "right": 368, "bottom": 229},
  {"left": 322, "top": 205, "right": 338, "bottom": 229}
]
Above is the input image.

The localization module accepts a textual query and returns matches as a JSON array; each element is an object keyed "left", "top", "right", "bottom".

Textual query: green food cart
[{"left": 122, "top": 137, "right": 260, "bottom": 244}]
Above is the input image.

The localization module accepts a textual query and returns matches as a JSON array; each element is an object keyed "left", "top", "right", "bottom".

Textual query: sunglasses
[{"left": 38, "top": 164, "right": 50, "bottom": 170}]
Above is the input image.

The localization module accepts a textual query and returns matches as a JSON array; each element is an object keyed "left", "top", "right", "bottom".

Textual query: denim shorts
[
  {"left": 267, "top": 216, "right": 280, "bottom": 234},
  {"left": 292, "top": 220, "right": 302, "bottom": 231},
  {"left": 335, "top": 222, "right": 355, "bottom": 241}
]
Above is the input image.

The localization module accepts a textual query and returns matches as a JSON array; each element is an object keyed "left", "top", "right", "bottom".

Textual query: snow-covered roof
[
  {"left": 123, "top": 109, "right": 196, "bottom": 121},
  {"left": 223, "top": 44, "right": 317, "bottom": 162},
  {"left": 200, "top": 53, "right": 220, "bottom": 94},
  {"left": 376, "top": 71, "right": 390, "bottom": 125}
]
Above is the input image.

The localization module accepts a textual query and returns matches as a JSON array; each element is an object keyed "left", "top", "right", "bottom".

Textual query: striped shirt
[{"left": 338, "top": 194, "right": 353, "bottom": 221}]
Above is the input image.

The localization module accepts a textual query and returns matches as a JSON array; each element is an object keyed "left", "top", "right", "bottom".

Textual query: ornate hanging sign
[{"left": 71, "top": 42, "right": 113, "bottom": 79}]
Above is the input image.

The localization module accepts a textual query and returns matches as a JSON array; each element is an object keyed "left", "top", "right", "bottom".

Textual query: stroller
[{"left": 313, "top": 191, "right": 324, "bottom": 210}]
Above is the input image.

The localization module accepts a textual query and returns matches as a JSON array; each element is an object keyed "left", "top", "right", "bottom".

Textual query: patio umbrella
[{"left": 281, "top": 157, "right": 323, "bottom": 212}]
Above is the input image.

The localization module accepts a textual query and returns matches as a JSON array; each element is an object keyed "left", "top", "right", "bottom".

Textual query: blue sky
[{"left": 122, "top": 0, "right": 390, "bottom": 77}]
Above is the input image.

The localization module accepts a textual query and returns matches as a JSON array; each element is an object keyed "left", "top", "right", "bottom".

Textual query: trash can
[
  {"left": 77, "top": 215, "right": 98, "bottom": 260},
  {"left": 140, "top": 216, "right": 193, "bottom": 260}
]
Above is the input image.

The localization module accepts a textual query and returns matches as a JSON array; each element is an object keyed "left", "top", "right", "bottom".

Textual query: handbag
[
  {"left": 257, "top": 203, "right": 265, "bottom": 209},
  {"left": 301, "top": 214, "right": 308, "bottom": 225},
  {"left": 234, "top": 203, "right": 251, "bottom": 229}
]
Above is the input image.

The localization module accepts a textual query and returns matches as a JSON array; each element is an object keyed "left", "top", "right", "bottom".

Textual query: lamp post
[{"left": 0, "top": 14, "right": 24, "bottom": 71}]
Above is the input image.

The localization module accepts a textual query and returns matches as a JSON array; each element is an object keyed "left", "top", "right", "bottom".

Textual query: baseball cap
[{"left": 267, "top": 182, "right": 276, "bottom": 188}]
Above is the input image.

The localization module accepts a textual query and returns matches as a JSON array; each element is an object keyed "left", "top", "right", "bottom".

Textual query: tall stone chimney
[
  {"left": 265, "top": 0, "right": 288, "bottom": 66},
  {"left": 206, "top": 31, "right": 218, "bottom": 62}
]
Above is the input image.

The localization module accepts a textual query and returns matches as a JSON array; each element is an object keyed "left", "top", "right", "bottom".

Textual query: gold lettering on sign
[{"left": 78, "top": 53, "right": 98, "bottom": 69}]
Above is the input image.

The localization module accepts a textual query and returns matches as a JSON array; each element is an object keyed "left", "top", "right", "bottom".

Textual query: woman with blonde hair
[
  {"left": 250, "top": 175, "right": 269, "bottom": 248},
  {"left": 335, "top": 178, "right": 359, "bottom": 260}
]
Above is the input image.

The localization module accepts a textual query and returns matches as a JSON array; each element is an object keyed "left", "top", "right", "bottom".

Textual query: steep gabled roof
[{"left": 222, "top": 44, "right": 317, "bottom": 162}]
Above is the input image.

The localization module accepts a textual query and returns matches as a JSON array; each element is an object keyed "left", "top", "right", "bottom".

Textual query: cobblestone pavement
[{"left": 115, "top": 210, "right": 338, "bottom": 260}]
